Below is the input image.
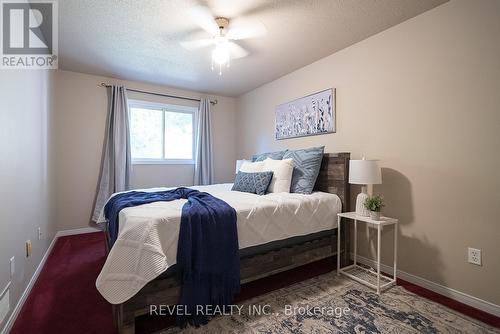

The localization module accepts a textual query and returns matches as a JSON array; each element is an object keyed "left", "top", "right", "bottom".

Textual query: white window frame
[{"left": 129, "top": 99, "right": 198, "bottom": 165}]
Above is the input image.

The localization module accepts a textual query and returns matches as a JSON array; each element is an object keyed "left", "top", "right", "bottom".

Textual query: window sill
[{"left": 132, "top": 159, "right": 195, "bottom": 165}]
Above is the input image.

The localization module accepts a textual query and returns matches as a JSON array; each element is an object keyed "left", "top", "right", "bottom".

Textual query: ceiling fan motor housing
[{"left": 215, "top": 17, "right": 229, "bottom": 30}]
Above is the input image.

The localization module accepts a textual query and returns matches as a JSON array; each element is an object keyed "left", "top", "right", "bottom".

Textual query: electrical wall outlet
[
  {"left": 26, "top": 240, "right": 32, "bottom": 258},
  {"left": 468, "top": 247, "right": 482, "bottom": 266},
  {"left": 9, "top": 257, "right": 15, "bottom": 278},
  {"left": 37, "top": 227, "right": 42, "bottom": 240}
]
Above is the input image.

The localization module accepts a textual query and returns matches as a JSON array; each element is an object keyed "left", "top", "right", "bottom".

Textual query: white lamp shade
[
  {"left": 235, "top": 159, "right": 249, "bottom": 174},
  {"left": 349, "top": 159, "right": 382, "bottom": 185}
]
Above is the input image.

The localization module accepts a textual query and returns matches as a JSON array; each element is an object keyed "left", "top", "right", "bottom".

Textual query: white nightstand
[{"left": 337, "top": 212, "right": 398, "bottom": 294}]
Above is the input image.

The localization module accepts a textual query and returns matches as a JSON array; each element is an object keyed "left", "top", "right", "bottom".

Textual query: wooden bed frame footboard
[{"left": 107, "top": 152, "right": 351, "bottom": 334}]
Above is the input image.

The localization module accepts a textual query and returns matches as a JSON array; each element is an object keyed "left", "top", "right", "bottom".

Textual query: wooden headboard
[{"left": 314, "top": 152, "right": 350, "bottom": 212}]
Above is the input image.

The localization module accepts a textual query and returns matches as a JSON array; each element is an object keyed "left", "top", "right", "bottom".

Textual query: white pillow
[
  {"left": 239, "top": 161, "right": 265, "bottom": 173},
  {"left": 263, "top": 158, "right": 294, "bottom": 193},
  {"left": 235, "top": 159, "right": 251, "bottom": 174}
]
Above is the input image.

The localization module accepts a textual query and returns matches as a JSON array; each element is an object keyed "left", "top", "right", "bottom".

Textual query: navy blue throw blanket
[{"left": 103, "top": 187, "right": 240, "bottom": 327}]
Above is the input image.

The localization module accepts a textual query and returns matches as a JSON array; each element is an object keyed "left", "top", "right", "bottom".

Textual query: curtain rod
[{"left": 99, "top": 83, "right": 217, "bottom": 105}]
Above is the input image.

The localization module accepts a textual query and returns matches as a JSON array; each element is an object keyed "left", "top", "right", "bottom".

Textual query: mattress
[{"left": 95, "top": 183, "right": 342, "bottom": 304}]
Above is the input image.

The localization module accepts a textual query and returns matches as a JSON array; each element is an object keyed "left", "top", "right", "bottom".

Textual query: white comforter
[{"left": 96, "top": 184, "right": 341, "bottom": 304}]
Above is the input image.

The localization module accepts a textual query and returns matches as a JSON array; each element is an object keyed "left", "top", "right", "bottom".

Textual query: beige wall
[
  {"left": 0, "top": 70, "right": 56, "bottom": 330},
  {"left": 235, "top": 0, "right": 500, "bottom": 305},
  {"left": 53, "top": 70, "right": 236, "bottom": 231}
]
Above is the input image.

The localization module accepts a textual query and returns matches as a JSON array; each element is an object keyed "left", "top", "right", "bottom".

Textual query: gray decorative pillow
[
  {"left": 252, "top": 150, "right": 288, "bottom": 162},
  {"left": 283, "top": 146, "right": 325, "bottom": 194},
  {"left": 231, "top": 171, "right": 274, "bottom": 195}
]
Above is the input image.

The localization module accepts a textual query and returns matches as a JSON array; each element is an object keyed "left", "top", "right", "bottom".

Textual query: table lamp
[{"left": 349, "top": 158, "right": 382, "bottom": 216}]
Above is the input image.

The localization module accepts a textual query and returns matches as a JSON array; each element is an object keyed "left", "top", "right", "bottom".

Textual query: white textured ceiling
[{"left": 59, "top": 0, "right": 447, "bottom": 96}]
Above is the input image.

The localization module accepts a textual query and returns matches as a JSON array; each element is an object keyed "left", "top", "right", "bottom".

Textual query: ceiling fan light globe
[
  {"left": 214, "top": 35, "right": 227, "bottom": 43},
  {"left": 212, "top": 45, "right": 229, "bottom": 65}
]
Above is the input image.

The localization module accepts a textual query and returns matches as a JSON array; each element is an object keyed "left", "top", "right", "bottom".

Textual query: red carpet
[
  {"left": 10, "top": 232, "right": 116, "bottom": 334},
  {"left": 397, "top": 278, "right": 500, "bottom": 327},
  {"left": 10, "top": 232, "right": 500, "bottom": 334}
]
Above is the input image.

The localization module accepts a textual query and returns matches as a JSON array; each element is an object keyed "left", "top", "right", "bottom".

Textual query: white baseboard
[
  {"left": 1, "top": 227, "right": 102, "bottom": 334},
  {"left": 1, "top": 233, "right": 58, "bottom": 334},
  {"left": 55, "top": 226, "right": 101, "bottom": 237},
  {"left": 351, "top": 253, "right": 500, "bottom": 317}
]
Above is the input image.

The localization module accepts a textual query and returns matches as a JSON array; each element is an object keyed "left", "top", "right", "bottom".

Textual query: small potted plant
[{"left": 364, "top": 195, "right": 384, "bottom": 220}]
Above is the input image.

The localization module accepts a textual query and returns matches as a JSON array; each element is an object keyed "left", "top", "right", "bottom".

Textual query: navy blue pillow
[
  {"left": 252, "top": 150, "right": 288, "bottom": 162},
  {"left": 232, "top": 171, "right": 274, "bottom": 195}
]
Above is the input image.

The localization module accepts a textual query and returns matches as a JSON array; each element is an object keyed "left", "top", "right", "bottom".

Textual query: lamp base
[{"left": 355, "top": 190, "right": 370, "bottom": 217}]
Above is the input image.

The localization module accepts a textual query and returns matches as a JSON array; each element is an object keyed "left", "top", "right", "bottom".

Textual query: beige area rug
[{"left": 158, "top": 272, "right": 499, "bottom": 334}]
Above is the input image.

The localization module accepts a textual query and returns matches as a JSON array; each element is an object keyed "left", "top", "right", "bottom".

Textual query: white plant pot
[{"left": 369, "top": 211, "right": 381, "bottom": 221}]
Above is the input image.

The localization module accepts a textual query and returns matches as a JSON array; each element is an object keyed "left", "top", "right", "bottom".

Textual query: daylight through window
[{"left": 129, "top": 101, "right": 196, "bottom": 163}]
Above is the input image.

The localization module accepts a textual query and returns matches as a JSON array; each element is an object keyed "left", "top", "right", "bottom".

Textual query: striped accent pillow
[
  {"left": 252, "top": 150, "right": 288, "bottom": 162},
  {"left": 283, "top": 146, "right": 325, "bottom": 194}
]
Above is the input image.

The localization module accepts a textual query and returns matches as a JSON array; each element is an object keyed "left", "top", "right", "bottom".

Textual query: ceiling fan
[{"left": 180, "top": 6, "right": 267, "bottom": 75}]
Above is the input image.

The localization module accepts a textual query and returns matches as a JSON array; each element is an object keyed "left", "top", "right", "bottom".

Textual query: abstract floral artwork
[{"left": 275, "top": 88, "right": 335, "bottom": 140}]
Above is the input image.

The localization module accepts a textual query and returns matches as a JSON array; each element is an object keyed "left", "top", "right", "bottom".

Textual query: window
[{"left": 129, "top": 100, "right": 197, "bottom": 164}]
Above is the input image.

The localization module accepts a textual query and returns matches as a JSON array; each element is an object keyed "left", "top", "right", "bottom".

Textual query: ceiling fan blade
[
  {"left": 226, "top": 19, "right": 266, "bottom": 40},
  {"left": 180, "top": 38, "right": 214, "bottom": 51},
  {"left": 187, "top": 6, "right": 219, "bottom": 36},
  {"left": 228, "top": 42, "right": 249, "bottom": 59}
]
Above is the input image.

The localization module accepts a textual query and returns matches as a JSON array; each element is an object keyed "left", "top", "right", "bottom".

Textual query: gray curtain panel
[
  {"left": 91, "top": 86, "right": 132, "bottom": 222},
  {"left": 194, "top": 98, "right": 214, "bottom": 185}
]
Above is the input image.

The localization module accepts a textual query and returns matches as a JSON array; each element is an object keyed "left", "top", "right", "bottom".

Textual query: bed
[{"left": 100, "top": 152, "right": 350, "bottom": 334}]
